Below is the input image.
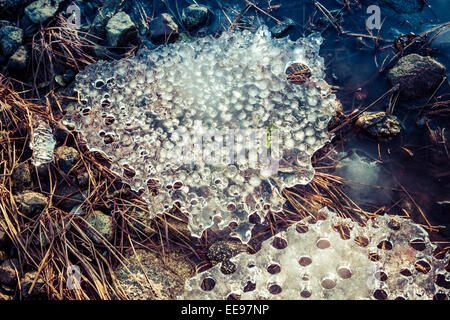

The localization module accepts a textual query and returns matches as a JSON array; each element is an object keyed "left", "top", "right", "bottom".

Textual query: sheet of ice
[
  {"left": 182, "top": 208, "right": 450, "bottom": 300},
  {"left": 30, "top": 118, "right": 56, "bottom": 167},
  {"left": 71, "top": 27, "right": 340, "bottom": 242}
]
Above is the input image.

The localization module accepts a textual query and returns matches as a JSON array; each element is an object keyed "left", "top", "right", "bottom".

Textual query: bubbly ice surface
[{"left": 72, "top": 27, "right": 340, "bottom": 242}]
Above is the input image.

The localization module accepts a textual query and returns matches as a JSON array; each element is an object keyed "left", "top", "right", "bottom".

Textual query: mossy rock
[
  {"left": 12, "top": 162, "right": 32, "bottom": 192},
  {"left": 55, "top": 146, "right": 80, "bottom": 173},
  {"left": 181, "top": 4, "right": 209, "bottom": 31},
  {"left": 85, "top": 210, "right": 114, "bottom": 244},
  {"left": 355, "top": 111, "right": 402, "bottom": 141},
  {"left": 14, "top": 191, "right": 48, "bottom": 216},
  {"left": 114, "top": 249, "right": 195, "bottom": 300},
  {"left": 207, "top": 240, "right": 248, "bottom": 265},
  {"left": 388, "top": 54, "right": 446, "bottom": 100}
]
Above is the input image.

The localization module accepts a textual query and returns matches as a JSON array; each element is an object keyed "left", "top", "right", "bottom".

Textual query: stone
[
  {"left": 114, "top": 249, "right": 195, "bottom": 299},
  {"left": 207, "top": 240, "right": 248, "bottom": 266},
  {"left": 105, "top": 11, "right": 137, "bottom": 47},
  {"left": 90, "top": 0, "right": 122, "bottom": 37},
  {"left": 129, "top": 207, "right": 155, "bottom": 238},
  {"left": 355, "top": 111, "right": 402, "bottom": 141},
  {"left": 388, "top": 54, "right": 446, "bottom": 99},
  {"left": 7, "top": 45, "right": 28, "bottom": 71},
  {"left": 21, "top": 271, "right": 45, "bottom": 298},
  {"left": 55, "top": 146, "right": 80, "bottom": 173},
  {"left": 53, "top": 185, "right": 85, "bottom": 212},
  {"left": 181, "top": 4, "right": 209, "bottom": 31},
  {"left": 24, "top": 0, "right": 64, "bottom": 24},
  {"left": 12, "top": 162, "right": 32, "bottom": 192},
  {"left": 85, "top": 211, "right": 114, "bottom": 244},
  {"left": 149, "top": 13, "right": 179, "bottom": 43},
  {"left": 14, "top": 192, "right": 48, "bottom": 216},
  {"left": 0, "top": 26, "right": 23, "bottom": 57},
  {"left": 270, "top": 18, "right": 295, "bottom": 38},
  {"left": 0, "top": 259, "right": 18, "bottom": 287}
]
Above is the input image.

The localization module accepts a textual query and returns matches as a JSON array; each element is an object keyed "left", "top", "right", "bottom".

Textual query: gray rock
[
  {"left": 21, "top": 271, "right": 45, "bottom": 298},
  {"left": 114, "top": 249, "right": 195, "bottom": 299},
  {"left": 55, "top": 146, "right": 80, "bottom": 173},
  {"left": 388, "top": 54, "right": 446, "bottom": 100},
  {"left": 105, "top": 11, "right": 137, "bottom": 47},
  {"left": 12, "top": 162, "right": 32, "bottom": 192},
  {"left": 85, "top": 211, "right": 114, "bottom": 244},
  {"left": 149, "top": 13, "right": 179, "bottom": 43},
  {"left": 0, "top": 259, "right": 19, "bottom": 287},
  {"left": 24, "top": 0, "right": 64, "bottom": 24},
  {"left": 355, "top": 111, "right": 402, "bottom": 141},
  {"left": 182, "top": 4, "right": 209, "bottom": 31},
  {"left": 0, "top": 26, "right": 23, "bottom": 57},
  {"left": 270, "top": 18, "right": 295, "bottom": 38},
  {"left": 7, "top": 45, "right": 28, "bottom": 71},
  {"left": 90, "top": 0, "right": 122, "bottom": 37},
  {"left": 14, "top": 191, "right": 48, "bottom": 216}
]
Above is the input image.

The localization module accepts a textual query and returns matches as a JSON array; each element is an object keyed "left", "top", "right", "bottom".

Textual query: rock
[
  {"left": 53, "top": 185, "right": 85, "bottom": 212},
  {"left": 430, "top": 201, "right": 450, "bottom": 224},
  {"left": 85, "top": 211, "right": 114, "bottom": 244},
  {"left": 328, "top": 100, "right": 344, "bottom": 131},
  {"left": 149, "top": 13, "right": 179, "bottom": 44},
  {"left": 114, "top": 249, "right": 195, "bottom": 300},
  {"left": 105, "top": 11, "right": 137, "bottom": 47},
  {"left": 7, "top": 45, "right": 28, "bottom": 71},
  {"left": 388, "top": 54, "right": 446, "bottom": 99},
  {"left": 0, "top": 26, "right": 23, "bottom": 57},
  {"left": 129, "top": 207, "right": 155, "bottom": 238},
  {"left": 21, "top": 271, "right": 45, "bottom": 298},
  {"left": 90, "top": 0, "right": 122, "bottom": 37},
  {"left": 76, "top": 171, "right": 89, "bottom": 188},
  {"left": 207, "top": 240, "right": 248, "bottom": 266},
  {"left": 270, "top": 18, "right": 295, "bottom": 38},
  {"left": 14, "top": 192, "right": 48, "bottom": 216},
  {"left": 53, "top": 125, "right": 74, "bottom": 145},
  {"left": 12, "top": 162, "right": 32, "bottom": 192},
  {"left": 0, "top": 259, "right": 18, "bottom": 287},
  {"left": 182, "top": 4, "right": 209, "bottom": 31},
  {"left": 55, "top": 146, "right": 80, "bottom": 173},
  {"left": 355, "top": 111, "right": 402, "bottom": 141},
  {"left": 24, "top": 0, "right": 64, "bottom": 24}
]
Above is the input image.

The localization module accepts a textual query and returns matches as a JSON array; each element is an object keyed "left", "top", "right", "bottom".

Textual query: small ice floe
[{"left": 29, "top": 118, "right": 56, "bottom": 167}]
